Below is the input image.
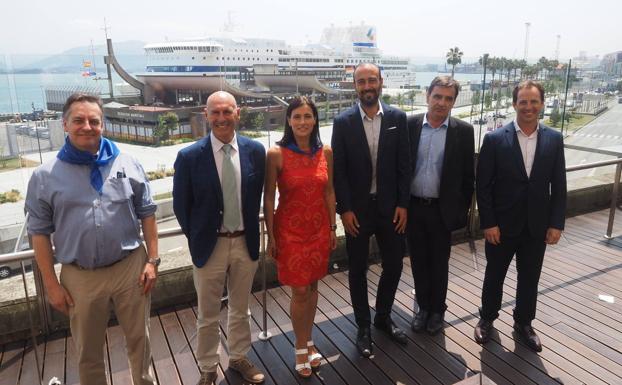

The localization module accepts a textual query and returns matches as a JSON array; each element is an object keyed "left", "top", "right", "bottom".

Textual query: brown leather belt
[{"left": 217, "top": 230, "right": 245, "bottom": 238}]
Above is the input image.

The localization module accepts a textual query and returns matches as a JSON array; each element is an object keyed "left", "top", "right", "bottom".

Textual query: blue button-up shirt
[
  {"left": 25, "top": 153, "right": 156, "bottom": 268},
  {"left": 410, "top": 114, "right": 449, "bottom": 198}
]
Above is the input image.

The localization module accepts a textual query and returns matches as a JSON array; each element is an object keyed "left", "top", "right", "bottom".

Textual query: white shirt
[
  {"left": 358, "top": 102, "right": 384, "bottom": 194},
  {"left": 514, "top": 119, "right": 538, "bottom": 178},
  {"left": 210, "top": 132, "right": 244, "bottom": 231}
]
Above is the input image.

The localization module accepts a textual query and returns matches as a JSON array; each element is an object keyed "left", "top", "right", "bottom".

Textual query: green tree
[
  {"left": 484, "top": 92, "right": 492, "bottom": 109},
  {"left": 381, "top": 94, "right": 392, "bottom": 105},
  {"left": 471, "top": 91, "right": 481, "bottom": 106},
  {"left": 617, "top": 80, "right": 622, "bottom": 92},
  {"left": 239, "top": 107, "right": 251, "bottom": 129},
  {"left": 549, "top": 107, "right": 561, "bottom": 127},
  {"left": 446, "top": 46, "right": 463, "bottom": 78},
  {"left": 396, "top": 93, "right": 404, "bottom": 108},
  {"left": 252, "top": 112, "right": 265, "bottom": 130},
  {"left": 154, "top": 112, "right": 179, "bottom": 142},
  {"left": 407, "top": 90, "right": 417, "bottom": 111}
]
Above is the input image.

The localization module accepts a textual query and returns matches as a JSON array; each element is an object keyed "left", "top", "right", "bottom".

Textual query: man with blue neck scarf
[{"left": 25, "top": 94, "right": 158, "bottom": 385}]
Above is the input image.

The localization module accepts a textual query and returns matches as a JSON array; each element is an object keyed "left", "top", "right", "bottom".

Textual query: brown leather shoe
[
  {"left": 474, "top": 318, "right": 493, "bottom": 344},
  {"left": 229, "top": 357, "right": 265, "bottom": 383},
  {"left": 196, "top": 371, "right": 217, "bottom": 385},
  {"left": 514, "top": 323, "right": 542, "bottom": 352}
]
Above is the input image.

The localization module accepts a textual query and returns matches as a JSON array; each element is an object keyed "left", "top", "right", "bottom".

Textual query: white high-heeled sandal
[
  {"left": 307, "top": 340, "right": 323, "bottom": 369},
  {"left": 295, "top": 348, "right": 312, "bottom": 378}
]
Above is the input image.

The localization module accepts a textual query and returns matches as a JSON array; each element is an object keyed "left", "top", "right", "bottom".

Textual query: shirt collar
[
  {"left": 513, "top": 119, "right": 539, "bottom": 137},
  {"left": 210, "top": 131, "right": 239, "bottom": 153},
  {"left": 423, "top": 113, "right": 449, "bottom": 129},
  {"left": 358, "top": 101, "right": 383, "bottom": 121}
]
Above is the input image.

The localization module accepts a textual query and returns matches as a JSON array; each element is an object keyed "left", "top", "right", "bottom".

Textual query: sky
[{"left": 1, "top": 0, "right": 620, "bottom": 62}]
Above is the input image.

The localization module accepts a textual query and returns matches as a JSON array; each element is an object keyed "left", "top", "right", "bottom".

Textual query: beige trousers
[
  {"left": 194, "top": 236, "right": 258, "bottom": 372},
  {"left": 60, "top": 245, "right": 155, "bottom": 385}
]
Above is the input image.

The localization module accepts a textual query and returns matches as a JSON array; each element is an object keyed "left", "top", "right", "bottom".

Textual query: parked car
[{"left": 618, "top": 96, "right": 622, "bottom": 104}]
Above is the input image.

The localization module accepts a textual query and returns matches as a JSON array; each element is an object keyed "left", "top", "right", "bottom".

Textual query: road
[{"left": 564, "top": 101, "right": 622, "bottom": 181}]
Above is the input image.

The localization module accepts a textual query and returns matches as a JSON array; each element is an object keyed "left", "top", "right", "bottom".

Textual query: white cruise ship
[{"left": 136, "top": 24, "right": 415, "bottom": 102}]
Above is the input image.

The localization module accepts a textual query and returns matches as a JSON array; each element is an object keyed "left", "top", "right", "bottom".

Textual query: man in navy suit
[
  {"left": 173, "top": 91, "right": 266, "bottom": 384},
  {"left": 331, "top": 63, "right": 411, "bottom": 357},
  {"left": 474, "top": 80, "right": 566, "bottom": 352}
]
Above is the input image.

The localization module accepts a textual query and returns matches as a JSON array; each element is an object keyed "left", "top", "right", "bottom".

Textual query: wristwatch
[
  {"left": 147, "top": 257, "right": 161, "bottom": 267},
  {"left": 330, "top": 224, "right": 337, "bottom": 231}
]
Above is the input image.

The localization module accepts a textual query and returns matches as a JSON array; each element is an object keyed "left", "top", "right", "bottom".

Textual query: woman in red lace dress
[{"left": 264, "top": 96, "right": 336, "bottom": 378}]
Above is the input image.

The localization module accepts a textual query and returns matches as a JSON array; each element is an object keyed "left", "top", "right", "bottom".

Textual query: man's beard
[{"left": 359, "top": 89, "right": 379, "bottom": 107}]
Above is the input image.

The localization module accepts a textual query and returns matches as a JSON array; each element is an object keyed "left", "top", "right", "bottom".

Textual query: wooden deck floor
[{"left": 2, "top": 209, "right": 622, "bottom": 385}]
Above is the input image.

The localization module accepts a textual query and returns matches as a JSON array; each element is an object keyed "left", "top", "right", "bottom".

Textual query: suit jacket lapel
[
  {"left": 202, "top": 136, "right": 224, "bottom": 206},
  {"left": 349, "top": 107, "right": 372, "bottom": 167},
  {"left": 410, "top": 115, "right": 423, "bottom": 171},
  {"left": 377, "top": 106, "right": 389, "bottom": 165},
  {"left": 530, "top": 125, "right": 548, "bottom": 180},
  {"left": 505, "top": 125, "right": 529, "bottom": 180},
  {"left": 440, "top": 119, "right": 457, "bottom": 190},
  {"left": 237, "top": 136, "right": 248, "bottom": 206}
]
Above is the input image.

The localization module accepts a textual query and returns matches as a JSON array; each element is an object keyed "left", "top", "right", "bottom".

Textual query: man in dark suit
[
  {"left": 173, "top": 91, "right": 266, "bottom": 384},
  {"left": 474, "top": 80, "right": 566, "bottom": 352},
  {"left": 331, "top": 63, "right": 411, "bottom": 357},
  {"left": 407, "top": 76, "right": 475, "bottom": 335}
]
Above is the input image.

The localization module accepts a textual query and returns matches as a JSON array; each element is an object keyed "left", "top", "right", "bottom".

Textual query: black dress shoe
[
  {"left": 411, "top": 310, "right": 429, "bottom": 333},
  {"left": 474, "top": 318, "right": 493, "bottom": 344},
  {"left": 514, "top": 323, "right": 542, "bottom": 352},
  {"left": 374, "top": 318, "right": 408, "bottom": 345},
  {"left": 356, "top": 327, "right": 373, "bottom": 357},
  {"left": 425, "top": 312, "right": 444, "bottom": 335}
]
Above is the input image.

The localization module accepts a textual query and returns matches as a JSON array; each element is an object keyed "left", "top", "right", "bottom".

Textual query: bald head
[
  {"left": 207, "top": 91, "right": 237, "bottom": 110},
  {"left": 205, "top": 91, "right": 240, "bottom": 143}
]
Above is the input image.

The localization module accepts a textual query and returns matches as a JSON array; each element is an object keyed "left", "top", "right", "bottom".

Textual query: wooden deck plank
[
  {"left": 159, "top": 308, "right": 201, "bottom": 385},
  {"left": 150, "top": 311, "right": 183, "bottom": 385},
  {"left": 0, "top": 341, "right": 25, "bottom": 385},
  {"left": 64, "top": 335, "right": 80, "bottom": 385},
  {"left": 42, "top": 332, "right": 66, "bottom": 385},
  {"left": 18, "top": 340, "right": 43, "bottom": 385}
]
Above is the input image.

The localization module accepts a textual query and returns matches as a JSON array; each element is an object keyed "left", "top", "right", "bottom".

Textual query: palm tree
[
  {"left": 538, "top": 57, "right": 549, "bottom": 80},
  {"left": 446, "top": 47, "right": 464, "bottom": 78},
  {"left": 517, "top": 59, "right": 527, "bottom": 80}
]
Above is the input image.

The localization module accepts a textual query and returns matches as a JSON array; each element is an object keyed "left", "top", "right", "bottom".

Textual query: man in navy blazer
[
  {"left": 474, "top": 81, "right": 566, "bottom": 352},
  {"left": 173, "top": 91, "right": 266, "bottom": 384},
  {"left": 331, "top": 63, "right": 411, "bottom": 357}
]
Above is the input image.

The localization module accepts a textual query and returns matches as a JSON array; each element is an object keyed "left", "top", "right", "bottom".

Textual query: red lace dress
[{"left": 274, "top": 147, "right": 330, "bottom": 286}]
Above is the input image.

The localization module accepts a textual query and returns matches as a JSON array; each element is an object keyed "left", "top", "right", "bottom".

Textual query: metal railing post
[
  {"left": 605, "top": 161, "right": 622, "bottom": 239},
  {"left": 13, "top": 214, "right": 44, "bottom": 385},
  {"left": 258, "top": 219, "right": 272, "bottom": 341}
]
